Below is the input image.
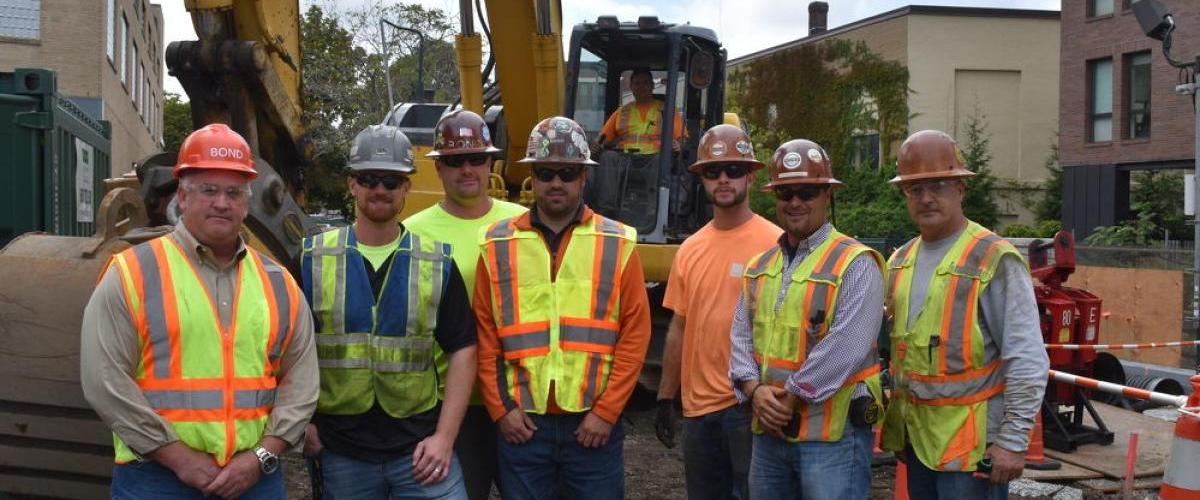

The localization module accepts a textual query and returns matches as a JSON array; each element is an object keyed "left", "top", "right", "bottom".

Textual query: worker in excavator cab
[
  {"left": 597, "top": 68, "right": 684, "bottom": 154},
  {"left": 81, "top": 123, "right": 319, "bottom": 500},
  {"left": 880, "top": 130, "right": 1049, "bottom": 499}
]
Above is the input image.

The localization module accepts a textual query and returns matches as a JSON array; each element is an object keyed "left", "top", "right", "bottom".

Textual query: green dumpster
[{"left": 0, "top": 68, "right": 112, "bottom": 248}]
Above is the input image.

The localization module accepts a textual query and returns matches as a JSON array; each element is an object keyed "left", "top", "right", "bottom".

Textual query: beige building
[
  {"left": 0, "top": 0, "right": 164, "bottom": 177},
  {"left": 730, "top": 4, "right": 1061, "bottom": 226}
]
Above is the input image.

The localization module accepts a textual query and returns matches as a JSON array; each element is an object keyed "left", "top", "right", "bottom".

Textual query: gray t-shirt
[{"left": 905, "top": 227, "right": 1049, "bottom": 452}]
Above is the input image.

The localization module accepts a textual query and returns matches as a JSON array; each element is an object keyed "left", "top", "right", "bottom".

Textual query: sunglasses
[
  {"left": 701, "top": 163, "right": 750, "bottom": 180},
  {"left": 774, "top": 185, "right": 825, "bottom": 202},
  {"left": 900, "top": 179, "right": 956, "bottom": 199},
  {"left": 440, "top": 154, "right": 492, "bottom": 168},
  {"left": 355, "top": 173, "right": 407, "bottom": 190},
  {"left": 531, "top": 166, "right": 584, "bottom": 183}
]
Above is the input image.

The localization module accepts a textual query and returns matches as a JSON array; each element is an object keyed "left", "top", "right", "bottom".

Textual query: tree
[
  {"left": 1131, "top": 170, "right": 1189, "bottom": 241},
  {"left": 1034, "top": 139, "right": 1062, "bottom": 223},
  {"left": 162, "top": 93, "right": 192, "bottom": 152},
  {"left": 959, "top": 108, "right": 1000, "bottom": 229}
]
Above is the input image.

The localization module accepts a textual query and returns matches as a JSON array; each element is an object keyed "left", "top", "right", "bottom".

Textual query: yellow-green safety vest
[{"left": 616, "top": 101, "right": 664, "bottom": 154}]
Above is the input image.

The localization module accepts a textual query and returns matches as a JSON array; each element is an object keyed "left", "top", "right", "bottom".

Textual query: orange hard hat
[
  {"left": 763, "top": 139, "right": 842, "bottom": 190},
  {"left": 689, "top": 124, "right": 764, "bottom": 173},
  {"left": 174, "top": 123, "right": 257, "bottom": 179},
  {"left": 890, "top": 130, "right": 975, "bottom": 184},
  {"left": 426, "top": 109, "right": 502, "bottom": 158},
  {"left": 517, "top": 116, "right": 597, "bottom": 165}
]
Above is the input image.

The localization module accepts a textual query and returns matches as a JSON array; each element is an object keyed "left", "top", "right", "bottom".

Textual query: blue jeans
[
  {"left": 748, "top": 419, "right": 874, "bottom": 500},
  {"left": 682, "top": 403, "right": 753, "bottom": 500},
  {"left": 902, "top": 446, "right": 1008, "bottom": 500},
  {"left": 111, "top": 459, "right": 284, "bottom": 500},
  {"left": 315, "top": 449, "right": 468, "bottom": 500},
  {"left": 455, "top": 405, "right": 499, "bottom": 500},
  {"left": 496, "top": 413, "right": 625, "bottom": 500}
]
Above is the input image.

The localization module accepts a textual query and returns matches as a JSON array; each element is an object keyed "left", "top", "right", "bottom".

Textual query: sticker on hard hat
[
  {"left": 459, "top": 127, "right": 475, "bottom": 138},
  {"left": 210, "top": 147, "right": 244, "bottom": 160},
  {"left": 735, "top": 140, "right": 752, "bottom": 155},
  {"left": 807, "top": 148, "right": 823, "bottom": 163},
  {"left": 782, "top": 152, "right": 804, "bottom": 169},
  {"left": 552, "top": 118, "right": 572, "bottom": 133},
  {"left": 710, "top": 142, "right": 726, "bottom": 157}
]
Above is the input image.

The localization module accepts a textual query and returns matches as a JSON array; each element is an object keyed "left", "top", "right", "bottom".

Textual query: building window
[
  {"left": 1089, "top": 58, "right": 1113, "bottom": 142},
  {"left": 132, "top": 43, "right": 140, "bottom": 106},
  {"left": 1127, "top": 51, "right": 1151, "bottom": 139},
  {"left": 0, "top": 0, "right": 40, "bottom": 41},
  {"left": 850, "top": 133, "right": 881, "bottom": 169},
  {"left": 1089, "top": 0, "right": 1114, "bottom": 17},
  {"left": 120, "top": 14, "right": 129, "bottom": 85},
  {"left": 106, "top": 0, "right": 115, "bottom": 62}
]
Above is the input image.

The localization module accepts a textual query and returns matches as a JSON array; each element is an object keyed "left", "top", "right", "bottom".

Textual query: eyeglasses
[
  {"left": 531, "top": 166, "right": 584, "bottom": 183},
  {"left": 190, "top": 183, "right": 251, "bottom": 202},
  {"left": 900, "top": 180, "right": 955, "bottom": 199},
  {"left": 773, "top": 185, "right": 825, "bottom": 202},
  {"left": 355, "top": 173, "right": 407, "bottom": 190},
  {"left": 701, "top": 163, "right": 749, "bottom": 180},
  {"left": 440, "top": 154, "right": 492, "bottom": 168}
]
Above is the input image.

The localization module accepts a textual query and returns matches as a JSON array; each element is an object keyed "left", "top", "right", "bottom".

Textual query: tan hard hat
[
  {"left": 689, "top": 124, "right": 764, "bottom": 173},
  {"left": 517, "top": 116, "right": 598, "bottom": 165},
  {"left": 763, "top": 139, "right": 842, "bottom": 190},
  {"left": 890, "top": 130, "right": 975, "bottom": 184},
  {"left": 426, "top": 109, "right": 502, "bottom": 158}
]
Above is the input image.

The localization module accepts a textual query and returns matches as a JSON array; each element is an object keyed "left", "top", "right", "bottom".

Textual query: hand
[
  {"left": 202, "top": 450, "right": 263, "bottom": 499},
  {"left": 654, "top": 399, "right": 677, "bottom": 448},
  {"left": 575, "top": 412, "right": 614, "bottom": 449},
  {"left": 498, "top": 409, "right": 537, "bottom": 444},
  {"left": 303, "top": 423, "right": 323, "bottom": 457},
  {"left": 149, "top": 442, "right": 220, "bottom": 492},
  {"left": 751, "top": 384, "right": 792, "bottom": 432},
  {"left": 412, "top": 432, "right": 454, "bottom": 486},
  {"left": 978, "top": 445, "right": 1025, "bottom": 484}
]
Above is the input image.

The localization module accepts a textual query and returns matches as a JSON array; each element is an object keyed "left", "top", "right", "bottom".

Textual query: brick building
[
  {"left": 1060, "top": 0, "right": 1200, "bottom": 238},
  {"left": 0, "top": 0, "right": 164, "bottom": 177}
]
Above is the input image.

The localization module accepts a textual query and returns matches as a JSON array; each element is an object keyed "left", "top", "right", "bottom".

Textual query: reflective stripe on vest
[
  {"left": 480, "top": 213, "right": 636, "bottom": 414},
  {"left": 743, "top": 231, "right": 885, "bottom": 442},
  {"left": 616, "top": 102, "right": 663, "bottom": 153},
  {"left": 301, "top": 227, "right": 450, "bottom": 418},
  {"left": 109, "top": 235, "right": 297, "bottom": 465}
]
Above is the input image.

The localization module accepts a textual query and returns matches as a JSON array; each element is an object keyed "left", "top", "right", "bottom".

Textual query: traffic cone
[
  {"left": 1160, "top": 375, "right": 1200, "bottom": 499},
  {"left": 893, "top": 459, "right": 909, "bottom": 500},
  {"left": 1024, "top": 410, "right": 1061, "bottom": 470}
]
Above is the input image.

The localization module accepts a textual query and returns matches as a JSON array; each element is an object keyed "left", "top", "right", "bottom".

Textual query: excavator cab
[{"left": 565, "top": 17, "right": 728, "bottom": 243}]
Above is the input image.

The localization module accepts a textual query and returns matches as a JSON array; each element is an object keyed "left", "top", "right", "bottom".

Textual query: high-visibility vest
[
  {"left": 743, "top": 231, "right": 885, "bottom": 442},
  {"left": 106, "top": 235, "right": 300, "bottom": 465},
  {"left": 880, "top": 221, "right": 1022, "bottom": 472},
  {"left": 478, "top": 213, "right": 637, "bottom": 414},
  {"left": 300, "top": 227, "right": 452, "bottom": 418},
  {"left": 616, "top": 101, "right": 664, "bottom": 154}
]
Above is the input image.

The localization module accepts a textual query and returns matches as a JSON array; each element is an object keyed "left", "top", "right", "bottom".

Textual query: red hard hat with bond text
[{"left": 174, "top": 123, "right": 257, "bottom": 179}]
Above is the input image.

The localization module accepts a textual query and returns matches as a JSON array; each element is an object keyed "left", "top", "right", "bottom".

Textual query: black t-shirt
[{"left": 313, "top": 242, "right": 477, "bottom": 463}]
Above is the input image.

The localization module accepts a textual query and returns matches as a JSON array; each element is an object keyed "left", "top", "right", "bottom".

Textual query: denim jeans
[
  {"left": 496, "top": 412, "right": 625, "bottom": 500},
  {"left": 315, "top": 448, "right": 468, "bottom": 500},
  {"left": 902, "top": 446, "right": 1008, "bottom": 500},
  {"left": 682, "top": 403, "right": 753, "bottom": 500},
  {"left": 455, "top": 405, "right": 499, "bottom": 500},
  {"left": 110, "top": 459, "right": 284, "bottom": 500},
  {"left": 748, "top": 418, "right": 874, "bottom": 500}
]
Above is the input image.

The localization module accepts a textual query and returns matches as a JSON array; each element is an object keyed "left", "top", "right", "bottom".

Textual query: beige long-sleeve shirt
[{"left": 80, "top": 223, "right": 318, "bottom": 457}]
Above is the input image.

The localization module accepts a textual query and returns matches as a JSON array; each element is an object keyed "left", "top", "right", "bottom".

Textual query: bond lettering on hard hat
[
  {"left": 689, "top": 124, "right": 764, "bottom": 173},
  {"left": 174, "top": 123, "right": 258, "bottom": 179},
  {"left": 763, "top": 139, "right": 842, "bottom": 190},
  {"left": 426, "top": 109, "right": 502, "bottom": 158}
]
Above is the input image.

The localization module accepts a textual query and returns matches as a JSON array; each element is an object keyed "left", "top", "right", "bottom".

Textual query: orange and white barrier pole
[
  {"left": 1044, "top": 340, "right": 1200, "bottom": 350},
  {"left": 1048, "top": 370, "right": 1189, "bottom": 408},
  {"left": 1160, "top": 375, "right": 1200, "bottom": 499}
]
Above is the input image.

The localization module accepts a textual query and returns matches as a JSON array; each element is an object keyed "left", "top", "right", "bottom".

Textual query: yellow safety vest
[
  {"left": 107, "top": 235, "right": 299, "bottom": 465},
  {"left": 478, "top": 213, "right": 636, "bottom": 414},
  {"left": 743, "top": 231, "right": 885, "bottom": 442},
  {"left": 616, "top": 102, "right": 664, "bottom": 154},
  {"left": 881, "top": 221, "right": 1021, "bottom": 471}
]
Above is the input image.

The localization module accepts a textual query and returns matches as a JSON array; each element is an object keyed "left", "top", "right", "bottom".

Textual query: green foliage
[
  {"left": 958, "top": 108, "right": 1000, "bottom": 229},
  {"left": 1084, "top": 211, "right": 1163, "bottom": 246},
  {"left": 833, "top": 161, "right": 916, "bottom": 239},
  {"left": 1034, "top": 139, "right": 1062, "bottom": 223},
  {"left": 162, "top": 93, "right": 192, "bottom": 153},
  {"left": 1001, "top": 220, "right": 1062, "bottom": 238},
  {"left": 1131, "top": 170, "right": 1189, "bottom": 240}
]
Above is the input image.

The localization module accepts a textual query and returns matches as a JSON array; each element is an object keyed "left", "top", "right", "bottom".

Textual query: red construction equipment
[{"left": 1159, "top": 375, "right": 1200, "bottom": 499}]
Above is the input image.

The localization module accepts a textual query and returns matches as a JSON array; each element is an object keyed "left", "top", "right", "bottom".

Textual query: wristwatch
[{"left": 253, "top": 446, "right": 279, "bottom": 474}]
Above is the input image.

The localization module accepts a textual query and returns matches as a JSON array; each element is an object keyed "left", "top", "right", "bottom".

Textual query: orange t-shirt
[
  {"left": 663, "top": 214, "right": 783, "bottom": 417},
  {"left": 600, "top": 101, "right": 684, "bottom": 147}
]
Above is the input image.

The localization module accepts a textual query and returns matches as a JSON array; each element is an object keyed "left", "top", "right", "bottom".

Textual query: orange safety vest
[{"left": 105, "top": 234, "right": 301, "bottom": 465}]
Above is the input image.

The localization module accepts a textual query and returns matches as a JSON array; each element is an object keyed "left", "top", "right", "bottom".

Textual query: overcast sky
[{"left": 159, "top": 0, "right": 1060, "bottom": 96}]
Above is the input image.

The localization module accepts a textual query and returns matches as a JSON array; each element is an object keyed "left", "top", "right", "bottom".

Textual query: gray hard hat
[{"left": 348, "top": 125, "right": 415, "bottom": 173}]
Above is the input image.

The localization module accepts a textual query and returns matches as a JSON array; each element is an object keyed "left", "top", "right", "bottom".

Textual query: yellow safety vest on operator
[
  {"left": 880, "top": 221, "right": 1021, "bottom": 472},
  {"left": 300, "top": 227, "right": 452, "bottom": 418},
  {"left": 479, "top": 213, "right": 637, "bottom": 414},
  {"left": 616, "top": 102, "right": 664, "bottom": 154},
  {"left": 743, "top": 230, "right": 885, "bottom": 442},
  {"left": 107, "top": 235, "right": 300, "bottom": 465}
]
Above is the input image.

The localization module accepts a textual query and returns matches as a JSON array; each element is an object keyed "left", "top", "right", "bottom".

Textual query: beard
[{"left": 705, "top": 186, "right": 747, "bottom": 208}]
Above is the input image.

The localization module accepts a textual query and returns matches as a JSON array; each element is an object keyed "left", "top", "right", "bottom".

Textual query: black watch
[{"left": 253, "top": 446, "right": 279, "bottom": 474}]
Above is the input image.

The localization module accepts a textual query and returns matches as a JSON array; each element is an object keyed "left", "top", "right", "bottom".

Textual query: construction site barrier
[
  {"left": 1043, "top": 340, "right": 1200, "bottom": 350},
  {"left": 1159, "top": 375, "right": 1200, "bottom": 499},
  {"left": 1047, "top": 370, "right": 1189, "bottom": 408}
]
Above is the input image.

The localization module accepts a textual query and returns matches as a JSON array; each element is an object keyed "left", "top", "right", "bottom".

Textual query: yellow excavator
[{"left": 0, "top": 1, "right": 734, "bottom": 497}]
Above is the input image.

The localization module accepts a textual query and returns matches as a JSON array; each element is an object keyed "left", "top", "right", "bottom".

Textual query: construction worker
[
  {"left": 597, "top": 68, "right": 684, "bottom": 154},
  {"left": 729, "top": 139, "right": 886, "bottom": 500},
  {"left": 475, "top": 116, "right": 651, "bottom": 499},
  {"left": 81, "top": 123, "right": 318, "bottom": 499},
  {"left": 300, "top": 125, "right": 476, "bottom": 499},
  {"left": 880, "top": 130, "right": 1048, "bottom": 499},
  {"left": 404, "top": 109, "right": 527, "bottom": 500},
  {"left": 656, "top": 124, "right": 782, "bottom": 499}
]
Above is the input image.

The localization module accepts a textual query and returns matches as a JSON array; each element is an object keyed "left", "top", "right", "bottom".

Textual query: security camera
[{"left": 1132, "top": 0, "right": 1174, "bottom": 41}]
